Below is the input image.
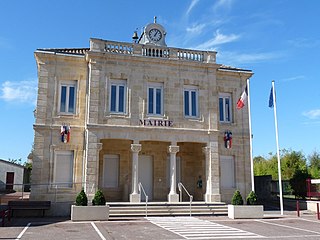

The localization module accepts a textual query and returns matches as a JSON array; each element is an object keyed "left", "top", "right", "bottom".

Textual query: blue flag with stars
[{"left": 269, "top": 85, "right": 274, "bottom": 108}]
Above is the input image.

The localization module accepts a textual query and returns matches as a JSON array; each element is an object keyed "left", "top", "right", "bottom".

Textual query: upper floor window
[
  {"left": 59, "top": 81, "right": 77, "bottom": 114},
  {"left": 184, "top": 86, "right": 198, "bottom": 118},
  {"left": 110, "top": 80, "right": 126, "bottom": 114},
  {"left": 148, "top": 83, "right": 163, "bottom": 116},
  {"left": 219, "top": 93, "right": 232, "bottom": 123}
]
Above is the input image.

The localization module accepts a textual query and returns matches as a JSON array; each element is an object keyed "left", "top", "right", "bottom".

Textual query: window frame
[
  {"left": 109, "top": 80, "right": 127, "bottom": 114},
  {"left": 184, "top": 86, "right": 199, "bottom": 118},
  {"left": 147, "top": 83, "right": 164, "bottom": 116},
  {"left": 58, "top": 81, "right": 77, "bottom": 115},
  {"left": 219, "top": 93, "right": 232, "bottom": 123},
  {"left": 53, "top": 150, "right": 74, "bottom": 188}
]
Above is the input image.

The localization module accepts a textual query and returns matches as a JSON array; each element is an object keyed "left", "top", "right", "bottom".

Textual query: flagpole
[
  {"left": 272, "top": 80, "right": 284, "bottom": 215},
  {"left": 247, "top": 78, "right": 254, "bottom": 192}
]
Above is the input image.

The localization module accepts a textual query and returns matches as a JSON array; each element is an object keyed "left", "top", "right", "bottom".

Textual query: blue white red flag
[{"left": 237, "top": 85, "right": 248, "bottom": 109}]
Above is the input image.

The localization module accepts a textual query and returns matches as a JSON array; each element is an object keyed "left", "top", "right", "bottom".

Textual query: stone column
[
  {"left": 84, "top": 131, "right": 102, "bottom": 204},
  {"left": 130, "top": 143, "right": 141, "bottom": 202},
  {"left": 168, "top": 145, "right": 180, "bottom": 202},
  {"left": 203, "top": 142, "right": 221, "bottom": 202}
]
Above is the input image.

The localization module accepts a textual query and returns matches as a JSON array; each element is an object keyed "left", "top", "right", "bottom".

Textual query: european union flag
[{"left": 269, "top": 86, "right": 274, "bottom": 108}]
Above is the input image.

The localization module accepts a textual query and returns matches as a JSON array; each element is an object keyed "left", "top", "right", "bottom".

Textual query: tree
[
  {"left": 308, "top": 151, "right": 320, "bottom": 178},
  {"left": 289, "top": 169, "right": 310, "bottom": 199},
  {"left": 281, "top": 150, "right": 307, "bottom": 180}
]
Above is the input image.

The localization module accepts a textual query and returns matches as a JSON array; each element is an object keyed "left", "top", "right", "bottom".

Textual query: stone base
[
  {"left": 228, "top": 205, "right": 264, "bottom": 219},
  {"left": 204, "top": 193, "right": 221, "bottom": 203},
  {"left": 168, "top": 193, "right": 179, "bottom": 202},
  {"left": 71, "top": 205, "right": 109, "bottom": 221},
  {"left": 130, "top": 193, "right": 141, "bottom": 202}
]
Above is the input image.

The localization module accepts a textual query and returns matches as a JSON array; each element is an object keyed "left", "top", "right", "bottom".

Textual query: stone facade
[{"left": 32, "top": 21, "right": 253, "bottom": 205}]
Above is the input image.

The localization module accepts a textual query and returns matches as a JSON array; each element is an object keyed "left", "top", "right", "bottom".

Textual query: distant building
[
  {"left": 32, "top": 19, "right": 253, "bottom": 205},
  {"left": 0, "top": 159, "right": 26, "bottom": 192}
]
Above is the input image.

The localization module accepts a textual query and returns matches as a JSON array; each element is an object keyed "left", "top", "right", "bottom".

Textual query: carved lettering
[{"left": 139, "top": 119, "right": 173, "bottom": 127}]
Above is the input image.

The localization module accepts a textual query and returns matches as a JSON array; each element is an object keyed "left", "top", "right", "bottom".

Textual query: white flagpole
[
  {"left": 247, "top": 78, "right": 254, "bottom": 192},
  {"left": 272, "top": 80, "right": 284, "bottom": 215}
]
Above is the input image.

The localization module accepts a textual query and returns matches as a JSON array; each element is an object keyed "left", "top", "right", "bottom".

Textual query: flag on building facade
[
  {"left": 61, "top": 125, "right": 71, "bottom": 143},
  {"left": 237, "top": 85, "right": 248, "bottom": 109}
]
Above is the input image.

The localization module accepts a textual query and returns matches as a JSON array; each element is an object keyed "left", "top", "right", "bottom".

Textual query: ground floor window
[
  {"left": 220, "top": 155, "right": 235, "bottom": 189},
  {"left": 53, "top": 150, "right": 74, "bottom": 188},
  {"left": 103, "top": 154, "right": 119, "bottom": 188}
]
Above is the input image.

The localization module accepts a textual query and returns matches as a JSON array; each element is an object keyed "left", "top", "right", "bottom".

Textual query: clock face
[{"left": 148, "top": 28, "right": 162, "bottom": 42}]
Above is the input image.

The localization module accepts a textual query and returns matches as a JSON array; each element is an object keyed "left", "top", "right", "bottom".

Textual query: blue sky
[{"left": 0, "top": 0, "right": 319, "bottom": 162}]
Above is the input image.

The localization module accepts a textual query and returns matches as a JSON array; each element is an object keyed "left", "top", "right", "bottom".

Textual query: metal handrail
[
  {"left": 138, "top": 182, "right": 148, "bottom": 217},
  {"left": 178, "top": 182, "right": 193, "bottom": 216}
]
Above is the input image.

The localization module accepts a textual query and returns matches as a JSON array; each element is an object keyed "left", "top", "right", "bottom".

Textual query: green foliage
[
  {"left": 281, "top": 150, "right": 307, "bottom": 180},
  {"left": 231, "top": 190, "right": 244, "bottom": 205},
  {"left": 308, "top": 151, "right": 320, "bottom": 178},
  {"left": 246, "top": 191, "right": 258, "bottom": 205},
  {"left": 92, "top": 189, "right": 106, "bottom": 206},
  {"left": 254, "top": 149, "right": 308, "bottom": 180},
  {"left": 75, "top": 189, "right": 88, "bottom": 206},
  {"left": 289, "top": 169, "right": 310, "bottom": 199},
  {"left": 24, "top": 162, "right": 32, "bottom": 170}
]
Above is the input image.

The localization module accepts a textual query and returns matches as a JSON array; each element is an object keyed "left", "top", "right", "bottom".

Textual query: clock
[{"left": 148, "top": 28, "right": 162, "bottom": 42}]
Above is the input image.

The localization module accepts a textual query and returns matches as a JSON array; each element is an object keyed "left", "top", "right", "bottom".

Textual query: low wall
[{"left": 307, "top": 201, "right": 320, "bottom": 212}]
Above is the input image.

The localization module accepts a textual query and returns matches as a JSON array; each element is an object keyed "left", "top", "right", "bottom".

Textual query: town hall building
[{"left": 31, "top": 19, "right": 253, "bottom": 206}]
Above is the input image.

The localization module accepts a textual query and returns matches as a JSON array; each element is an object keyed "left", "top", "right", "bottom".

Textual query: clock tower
[{"left": 138, "top": 16, "right": 167, "bottom": 47}]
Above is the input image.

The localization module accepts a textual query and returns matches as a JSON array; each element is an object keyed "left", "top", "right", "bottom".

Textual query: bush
[
  {"left": 75, "top": 189, "right": 88, "bottom": 206},
  {"left": 231, "top": 190, "right": 244, "bottom": 205},
  {"left": 92, "top": 189, "right": 106, "bottom": 206},
  {"left": 246, "top": 191, "right": 258, "bottom": 205}
]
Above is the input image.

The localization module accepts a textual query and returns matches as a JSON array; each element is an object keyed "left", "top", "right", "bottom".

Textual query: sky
[{"left": 0, "top": 0, "right": 319, "bottom": 162}]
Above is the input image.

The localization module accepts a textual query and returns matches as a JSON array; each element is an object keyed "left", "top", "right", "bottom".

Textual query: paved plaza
[{"left": 1, "top": 211, "right": 320, "bottom": 240}]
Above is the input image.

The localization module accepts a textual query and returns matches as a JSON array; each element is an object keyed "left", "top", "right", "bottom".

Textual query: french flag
[{"left": 237, "top": 85, "right": 248, "bottom": 109}]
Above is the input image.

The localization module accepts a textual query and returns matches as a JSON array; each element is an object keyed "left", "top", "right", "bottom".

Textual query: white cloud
[
  {"left": 280, "top": 75, "right": 305, "bottom": 82},
  {"left": 0, "top": 80, "right": 37, "bottom": 105},
  {"left": 217, "top": 51, "right": 283, "bottom": 65},
  {"left": 288, "top": 38, "right": 320, "bottom": 48},
  {"left": 186, "top": 23, "right": 206, "bottom": 34},
  {"left": 195, "top": 29, "right": 240, "bottom": 49},
  {"left": 212, "top": 0, "right": 234, "bottom": 11},
  {"left": 186, "top": 0, "right": 200, "bottom": 16},
  {"left": 303, "top": 109, "right": 320, "bottom": 120}
]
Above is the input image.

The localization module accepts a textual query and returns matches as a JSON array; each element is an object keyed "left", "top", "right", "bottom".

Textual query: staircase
[{"left": 108, "top": 202, "right": 228, "bottom": 219}]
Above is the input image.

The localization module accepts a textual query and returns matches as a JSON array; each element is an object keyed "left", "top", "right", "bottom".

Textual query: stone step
[{"left": 107, "top": 202, "right": 228, "bottom": 218}]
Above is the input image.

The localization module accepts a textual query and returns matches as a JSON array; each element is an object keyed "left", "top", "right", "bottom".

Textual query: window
[
  {"left": 109, "top": 80, "right": 127, "bottom": 114},
  {"left": 103, "top": 154, "right": 119, "bottom": 188},
  {"left": 53, "top": 151, "right": 74, "bottom": 188},
  {"left": 219, "top": 93, "right": 232, "bottom": 123},
  {"left": 184, "top": 87, "right": 198, "bottom": 117},
  {"left": 59, "top": 82, "right": 77, "bottom": 114},
  {"left": 220, "top": 156, "right": 235, "bottom": 189},
  {"left": 148, "top": 83, "right": 163, "bottom": 115}
]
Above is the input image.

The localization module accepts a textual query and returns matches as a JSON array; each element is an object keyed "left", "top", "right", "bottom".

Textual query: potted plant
[
  {"left": 76, "top": 189, "right": 88, "bottom": 206},
  {"left": 246, "top": 191, "right": 258, "bottom": 205},
  {"left": 228, "top": 190, "right": 263, "bottom": 219},
  {"left": 71, "top": 189, "right": 109, "bottom": 221},
  {"left": 92, "top": 189, "right": 106, "bottom": 205}
]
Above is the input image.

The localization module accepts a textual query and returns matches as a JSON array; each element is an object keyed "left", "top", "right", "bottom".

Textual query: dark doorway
[{"left": 6, "top": 172, "right": 14, "bottom": 190}]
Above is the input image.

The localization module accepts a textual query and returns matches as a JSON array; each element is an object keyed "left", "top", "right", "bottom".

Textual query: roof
[
  {"left": 36, "top": 48, "right": 89, "bottom": 56},
  {"left": 35, "top": 47, "right": 252, "bottom": 73},
  {"left": 0, "top": 159, "right": 26, "bottom": 169},
  {"left": 219, "top": 65, "right": 252, "bottom": 73}
]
